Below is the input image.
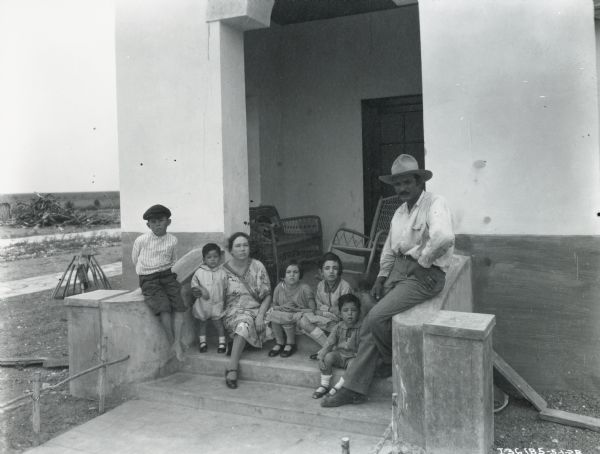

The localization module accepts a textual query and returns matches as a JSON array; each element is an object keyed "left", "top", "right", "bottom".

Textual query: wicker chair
[
  {"left": 328, "top": 195, "right": 403, "bottom": 278},
  {"left": 249, "top": 206, "right": 323, "bottom": 284}
]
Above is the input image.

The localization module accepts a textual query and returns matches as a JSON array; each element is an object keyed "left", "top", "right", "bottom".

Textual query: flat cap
[{"left": 143, "top": 204, "right": 171, "bottom": 220}]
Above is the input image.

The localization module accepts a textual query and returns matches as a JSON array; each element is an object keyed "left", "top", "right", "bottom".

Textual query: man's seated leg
[{"left": 369, "top": 274, "right": 444, "bottom": 365}]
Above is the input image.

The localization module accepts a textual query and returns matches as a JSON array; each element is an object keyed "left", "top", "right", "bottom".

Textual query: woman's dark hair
[
  {"left": 337, "top": 293, "right": 361, "bottom": 313},
  {"left": 283, "top": 260, "right": 304, "bottom": 279},
  {"left": 318, "top": 251, "right": 343, "bottom": 275},
  {"left": 202, "top": 242, "right": 221, "bottom": 258},
  {"left": 227, "top": 232, "right": 250, "bottom": 251}
]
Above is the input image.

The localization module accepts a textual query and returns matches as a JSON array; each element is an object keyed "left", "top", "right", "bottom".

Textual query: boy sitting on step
[{"left": 312, "top": 294, "right": 361, "bottom": 399}]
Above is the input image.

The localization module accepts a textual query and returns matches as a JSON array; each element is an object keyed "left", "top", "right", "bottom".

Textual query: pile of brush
[{"left": 10, "top": 193, "right": 115, "bottom": 227}]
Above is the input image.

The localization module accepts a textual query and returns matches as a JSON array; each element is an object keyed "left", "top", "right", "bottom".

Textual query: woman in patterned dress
[{"left": 222, "top": 232, "right": 271, "bottom": 389}]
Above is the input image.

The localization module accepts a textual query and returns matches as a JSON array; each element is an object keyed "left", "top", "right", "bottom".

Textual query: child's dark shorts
[
  {"left": 139, "top": 269, "right": 187, "bottom": 314},
  {"left": 319, "top": 350, "right": 354, "bottom": 372}
]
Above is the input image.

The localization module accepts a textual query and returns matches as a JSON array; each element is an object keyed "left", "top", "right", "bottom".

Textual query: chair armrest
[
  {"left": 330, "top": 227, "right": 370, "bottom": 249},
  {"left": 279, "top": 215, "right": 322, "bottom": 236}
]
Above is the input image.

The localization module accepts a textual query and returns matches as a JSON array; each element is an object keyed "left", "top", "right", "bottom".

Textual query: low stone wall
[
  {"left": 66, "top": 289, "right": 183, "bottom": 399},
  {"left": 66, "top": 255, "right": 477, "bottom": 412}
]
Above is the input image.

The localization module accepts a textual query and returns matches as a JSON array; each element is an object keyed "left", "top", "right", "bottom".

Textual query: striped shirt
[
  {"left": 131, "top": 232, "right": 178, "bottom": 276},
  {"left": 379, "top": 191, "right": 454, "bottom": 276}
]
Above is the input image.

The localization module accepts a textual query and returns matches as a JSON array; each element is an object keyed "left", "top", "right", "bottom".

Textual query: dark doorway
[{"left": 361, "top": 95, "right": 424, "bottom": 233}]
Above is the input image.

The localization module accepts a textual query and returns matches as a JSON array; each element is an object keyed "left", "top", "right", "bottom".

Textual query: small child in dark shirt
[{"left": 312, "top": 293, "right": 361, "bottom": 399}]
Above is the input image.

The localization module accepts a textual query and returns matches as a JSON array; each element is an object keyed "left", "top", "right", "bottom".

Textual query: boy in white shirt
[{"left": 132, "top": 204, "right": 186, "bottom": 361}]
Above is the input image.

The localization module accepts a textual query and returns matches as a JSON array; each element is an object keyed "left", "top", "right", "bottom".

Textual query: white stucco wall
[
  {"left": 245, "top": 7, "right": 423, "bottom": 242},
  {"left": 116, "top": 0, "right": 227, "bottom": 233},
  {"left": 420, "top": 0, "right": 600, "bottom": 235},
  {"left": 247, "top": 2, "right": 600, "bottom": 238}
]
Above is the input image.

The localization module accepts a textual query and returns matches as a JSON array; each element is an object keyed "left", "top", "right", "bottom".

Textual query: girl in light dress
[
  {"left": 191, "top": 243, "right": 227, "bottom": 353},
  {"left": 266, "top": 260, "right": 315, "bottom": 358}
]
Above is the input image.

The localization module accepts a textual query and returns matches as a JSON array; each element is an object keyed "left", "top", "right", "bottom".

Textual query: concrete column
[
  {"left": 115, "top": 0, "right": 274, "bottom": 287},
  {"left": 203, "top": 0, "right": 275, "bottom": 235},
  {"left": 205, "top": 20, "right": 250, "bottom": 237},
  {"left": 423, "top": 311, "right": 496, "bottom": 454}
]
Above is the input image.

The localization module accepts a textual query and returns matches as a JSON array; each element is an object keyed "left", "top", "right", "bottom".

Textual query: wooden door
[{"left": 361, "top": 95, "right": 424, "bottom": 233}]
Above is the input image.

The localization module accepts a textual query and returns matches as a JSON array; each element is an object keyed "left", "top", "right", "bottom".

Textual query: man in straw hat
[{"left": 322, "top": 154, "right": 455, "bottom": 407}]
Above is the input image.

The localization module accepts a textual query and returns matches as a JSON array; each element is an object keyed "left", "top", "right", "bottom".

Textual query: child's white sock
[
  {"left": 310, "top": 327, "right": 328, "bottom": 346},
  {"left": 199, "top": 335, "right": 207, "bottom": 343},
  {"left": 328, "top": 377, "right": 345, "bottom": 396},
  {"left": 320, "top": 374, "right": 332, "bottom": 388},
  {"left": 333, "top": 377, "right": 344, "bottom": 390},
  {"left": 218, "top": 336, "right": 226, "bottom": 344}
]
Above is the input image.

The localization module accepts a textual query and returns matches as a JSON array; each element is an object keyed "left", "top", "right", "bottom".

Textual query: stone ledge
[
  {"left": 65, "top": 289, "right": 129, "bottom": 308},
  {"left": 424, "top": 311, "right": 495, "bottom": 340}
]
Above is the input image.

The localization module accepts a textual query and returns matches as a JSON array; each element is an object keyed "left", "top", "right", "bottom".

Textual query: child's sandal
[
  {"left": 217, "top": 343, "right": 227, "bottom": 354},
  {"left": 199, "top": 342, "right": 208, "bottom": 353},
  {"left": 312, "top": 386, "right": 330, "bottom": 399},
  {"left": 268, "top": 344, "right": 284, "bottom": 357}
]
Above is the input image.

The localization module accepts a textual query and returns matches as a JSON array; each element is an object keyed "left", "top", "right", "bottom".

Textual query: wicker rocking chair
[{"left": 328, "top": 195, "right": 403, "bottom": 278}]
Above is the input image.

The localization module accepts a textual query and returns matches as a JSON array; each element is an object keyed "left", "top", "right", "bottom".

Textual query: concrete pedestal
[
  {"left": 66, "top": 290, "right": 129, "bottom": 398},
  {"left": 66, "top": 289, "right": 183, "bottom": 399},
  {"left": 423, "top": 311, "right": 495, "bottom": 454},
  {"left": 391, "top": 254, "right": 472, "bottom": 447}
]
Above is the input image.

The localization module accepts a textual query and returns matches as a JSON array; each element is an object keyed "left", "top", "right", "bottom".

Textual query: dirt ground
[
  {"left": 1, "top": 236, "right": 600, "bottom": 453},
  {"left": 0, "top": 250, "right": 126, "bottom": 453}
]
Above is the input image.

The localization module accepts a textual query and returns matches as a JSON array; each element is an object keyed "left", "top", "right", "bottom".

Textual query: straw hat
[{"left": 378, "top": 154, "right": 432, "bottom": 185}]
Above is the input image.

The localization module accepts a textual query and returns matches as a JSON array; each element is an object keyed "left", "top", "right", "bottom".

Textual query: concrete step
[
  {"left": 26, "top": 400, "right": 390, "bottom": 454},
  {"left": 136, "top": 372, "right": 392, "bottom": 437},
  {"left": 182, "top": 338, "right": 394, "bottom": 397}
]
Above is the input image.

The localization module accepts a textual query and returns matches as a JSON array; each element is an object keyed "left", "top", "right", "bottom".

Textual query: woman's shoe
[
  {"left": 217, "top": 343, "right": 227, "bottom": 354},
  {"left": 199, "top": 342, "right": 208, "bottom": 353},
  {"left": 309, "top": 352, "right": 319, "bottom": 360},
  {"left": 268, "top": 344, "right": 284, "bottom": 357},
  {"left": 280, "top": 344, "right": 297, "bottom": 358},
  {"left": 225, "top": 369, "right": 238, "bottom": 389},
  {"left": 312, "top": 386, "right": 330, "bottom": 399}
]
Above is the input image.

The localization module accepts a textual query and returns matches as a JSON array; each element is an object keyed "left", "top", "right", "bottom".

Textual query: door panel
[{"left": 362, "top": 95, "right": 424, "bottom": 233}]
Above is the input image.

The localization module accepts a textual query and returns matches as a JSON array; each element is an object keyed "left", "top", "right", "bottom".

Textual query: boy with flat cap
[{"left": 132, "top": 204, "right": 186, "bottom": 361}]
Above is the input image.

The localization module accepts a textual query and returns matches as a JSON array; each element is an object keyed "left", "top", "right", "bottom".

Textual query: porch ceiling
[{"left": 271, "top": 0, "right": 412, "bottom": 25}]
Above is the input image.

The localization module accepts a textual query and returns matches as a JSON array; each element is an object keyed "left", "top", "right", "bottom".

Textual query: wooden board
[
  {"left": 539, "top": 408, "right": 600, "bottom": 432},
  {"left": 493, "top": 350, "right": 547, "bottom": 411},
  {"left": 0, "top": 357, "right": 45, "bottom": 367},
  {"left": 42, "top": 357, "right": 69, "bottom": 368}
]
